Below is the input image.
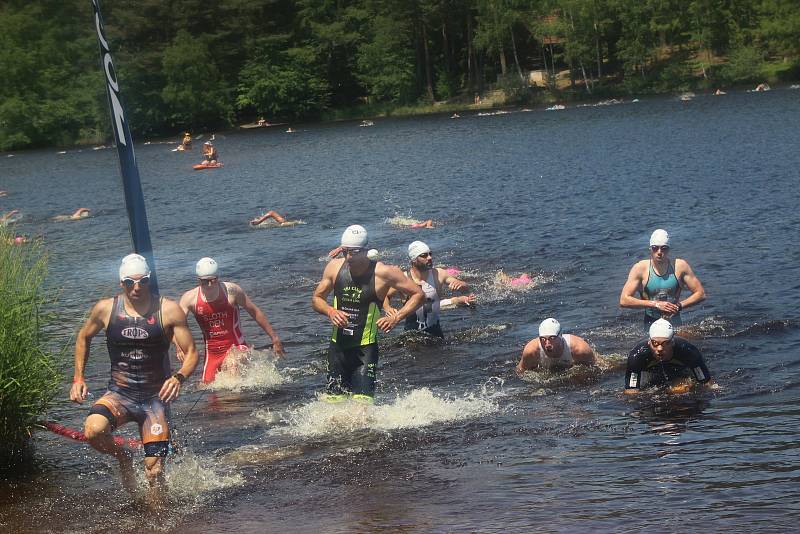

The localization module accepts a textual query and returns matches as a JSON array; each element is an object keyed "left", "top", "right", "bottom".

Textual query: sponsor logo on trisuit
[{"left": 121, "top": 327, "right": 149, "bottom": 339}]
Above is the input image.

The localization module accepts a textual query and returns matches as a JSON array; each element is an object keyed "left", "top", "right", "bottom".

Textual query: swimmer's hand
[
  {"left": 175, "top": 346, "right": 185, "bottom": 362},
  {"left": 327, "top": 308, "right": 350, "bottom": 328},
  {"left": 272, "top": 337, "right": 286, "bottom": 357},
  {"left": 159, "top": 376, "right": 182, "bottom": 403},
  {"left": 653, "top": 300, "right": 680, "bottom": 316},
  {"left": 376, "top": 313, "right": 400, "bottom": 333},
  {"left": 459, "top": 294, "right": 476, "bottom": 307},
  {"left": 328, "top": 246, "right": 343, "bottom": 258},
  {"left": 448, "top": 279, "right": 467, "bottom": 291},
  {"left": 668, "top": 379, "right": 693, "bottom": 395},
  {"left": 69, "top": 379, "right": 89, "bottom": 403}
]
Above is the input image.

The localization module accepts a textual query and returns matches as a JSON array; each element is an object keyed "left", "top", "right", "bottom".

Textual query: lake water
[{"left": 1, "top": 88, "right": 800, "bottom": 532}]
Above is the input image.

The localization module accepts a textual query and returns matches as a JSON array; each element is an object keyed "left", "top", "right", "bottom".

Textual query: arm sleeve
[{"left": 679, "top": 340, "right": 711, "bottom": 383}]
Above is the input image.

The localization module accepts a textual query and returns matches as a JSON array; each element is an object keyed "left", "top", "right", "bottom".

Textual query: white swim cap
[
  {"left": 538, "top": 318, "right": 562, "bottom": 337},
  {"left": 119, "top": 253, "right": 150, "bottom": 280},
  {"left": 649, "top": 229, "right": 670, "bottom": 247},
  {"left": 367, "top": 249, "right": 380, "bottom": 261},
  {"left": 195, "top": 257, "right": 218, "bottom": 278},
  {"left": 408, "top": 240, "right": 431, "bottom": 260},
  {"left": 649, "top": 318, "right": 675, "bottom": 340},
  {"left": 341, "top": 225, "right": 368, "bottom": 248}
]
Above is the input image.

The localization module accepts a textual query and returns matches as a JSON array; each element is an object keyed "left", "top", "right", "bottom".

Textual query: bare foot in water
[{"left": 117, "top": 449, "right": 138, "bottom": 495}]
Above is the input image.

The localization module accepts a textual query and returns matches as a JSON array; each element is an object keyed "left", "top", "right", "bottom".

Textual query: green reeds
[{"left": 0, "top": 226, "right": 62, "bottom": 468}]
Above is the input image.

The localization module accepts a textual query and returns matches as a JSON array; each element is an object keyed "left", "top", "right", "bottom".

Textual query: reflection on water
[{"left": 2, "top": 89, "right": 800, "bottom": 531}]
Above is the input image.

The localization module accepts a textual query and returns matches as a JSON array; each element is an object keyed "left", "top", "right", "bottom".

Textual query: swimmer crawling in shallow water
[
  {"left": 516, "top": 318, "right": 599, "bottom": 373},
  {"left": 624, "top": 319, "right": 713, "bottom": 395}
]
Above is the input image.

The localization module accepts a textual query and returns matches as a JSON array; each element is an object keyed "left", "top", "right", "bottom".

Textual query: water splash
[
  {"left": 269, "top": 387, "right": 500, "bottom": 438},
  {"left": 385, "top": 215, "right": 423, "bottom": 227},
  {"left": 207, "top": 348, "right": 285, "bottom": 392}
]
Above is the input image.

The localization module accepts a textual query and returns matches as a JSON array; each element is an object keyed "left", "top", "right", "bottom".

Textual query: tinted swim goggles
[
  {"left": 650, "top": 245, "right": 670, "bottom": 253},
  {"left": 121, "top": 276, "right": 150, "bottom": 288}
]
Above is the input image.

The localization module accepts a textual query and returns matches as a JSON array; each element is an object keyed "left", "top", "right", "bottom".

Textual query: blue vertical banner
[{"left": 91, "top": 0, "right": 159, "bottom": 294}]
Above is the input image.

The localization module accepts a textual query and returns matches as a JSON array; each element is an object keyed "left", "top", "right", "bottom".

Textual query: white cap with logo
[
  {"left": 649, "top": 229, "right": 670, "bottom": 247},
  {"left": 408, "top": 240, "right": 430, "bottom": 260},
  {"left": 119, "top": 253, "right": 150, "bottom": 280},
  {"left": 538, "top": 318, "right": 562, "bottom": 337},
  {"left": 341, "top": 224, "right": 368, "bottom": 248},
  {"left": 196, "top": 257, "right": 219, "bottom": 278},
  {"left": 648, "top": 318, "right": 675, "bottom": 340}
]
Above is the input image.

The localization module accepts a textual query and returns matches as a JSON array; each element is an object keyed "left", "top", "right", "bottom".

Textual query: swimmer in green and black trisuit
[
  {"left": 620, "top": 229, "right": 706, "bottom": 329},
  {"left": 312, "top": 225, "right": 424, "bottom": 403},
  {"left": 70, "top": 254, "right": 198, "bottom": 503},
  {"left": 624, "top": 319, "right": 713, "bottom": 395}
]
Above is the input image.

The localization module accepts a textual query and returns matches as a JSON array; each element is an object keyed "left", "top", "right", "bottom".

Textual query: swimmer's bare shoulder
[{"left": 570, "top": 335, "right": 598, "bottom": 365}]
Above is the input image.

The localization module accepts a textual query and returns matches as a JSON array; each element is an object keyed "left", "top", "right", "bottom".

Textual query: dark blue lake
[{"left": 1, "top": 88, "right": 799, "bottom": 532}]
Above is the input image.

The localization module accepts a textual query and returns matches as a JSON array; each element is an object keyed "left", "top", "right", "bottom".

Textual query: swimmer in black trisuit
[
  {"left": 624, "top": 319, "right": 713, "bottom": 395},
  {"left": 70, "top": 254, "right": 198, "bottom": 504},
  {"left": 312, "top": 225, "right": 424, "bottom": 403}
]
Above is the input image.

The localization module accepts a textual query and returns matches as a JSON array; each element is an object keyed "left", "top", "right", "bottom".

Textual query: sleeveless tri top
[
  {"left": 105, "top": 296, "right": 171, "bottom": 400},
  {"left": 194, "top": 283, "right": 247, "bottom": 353},
  {"left": 404, "top": 269, "right": 441, "bottom": 331},
  {"left": 642, "top": 261, "right": 681, "bottom": 320},
  {"left": 537, "top": 334, "right": 573, "bottom": 369},
  {"left": 332, "top": 261, "right": 381, "bottom": 347}
]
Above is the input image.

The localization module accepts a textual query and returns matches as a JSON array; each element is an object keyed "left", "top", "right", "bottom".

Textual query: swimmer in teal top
[{"left": 620, "top": 229, "right": 706, "bottom": 328}]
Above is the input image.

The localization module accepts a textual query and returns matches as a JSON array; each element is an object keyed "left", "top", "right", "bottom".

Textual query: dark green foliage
[{"left": 1, "top": 0, "right": 799, "bottom": 150}]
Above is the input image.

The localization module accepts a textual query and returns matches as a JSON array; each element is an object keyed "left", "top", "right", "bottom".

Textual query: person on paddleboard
[
  {"left": 69, "top": 254, "right": 198, "bottom": 502},
  {"left": 312, "top": 225, "right": 425, "bottom": 403},
  {"left": 180, "top": 132, "right": 192, "bottom": 150},
  {"left": 201, "top": 141, "right": 218, "bottom": 164},
  {"left": 382, "top": 240, "right": 475, "bottom": 338},
  {"left": 624, "top": 318, "right": 713, "bottom": 394},
  {"left": 516, "top": 318, "right": 598, "bottom": 372},
  {"left": 620, "top": 229, "right": 706, "bottom": 329},
  {"left": 179, "top": 257, "right": 285, "bottom": 383}
]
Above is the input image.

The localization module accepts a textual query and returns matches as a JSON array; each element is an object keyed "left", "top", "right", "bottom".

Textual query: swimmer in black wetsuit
[
  {"left": 70, "top": 254, "right": 198, "bottom": 504},
  {"left": 624, "top": 319, "right": 712, "bottom": 394},
  {"left": 312, "top": 225, "right": 424, "bottom": 403}
]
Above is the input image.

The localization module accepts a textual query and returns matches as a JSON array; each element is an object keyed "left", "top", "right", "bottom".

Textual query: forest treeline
[{"left": 1, "top": 0, "right": 798, "bottom": 150}]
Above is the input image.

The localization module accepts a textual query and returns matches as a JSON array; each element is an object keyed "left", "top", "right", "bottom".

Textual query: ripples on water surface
[{"left": 1, "top": 89, "right": 800, "bottom": 532}]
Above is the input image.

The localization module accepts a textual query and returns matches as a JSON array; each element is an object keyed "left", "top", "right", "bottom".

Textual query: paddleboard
[{"left": 193, "top": 163, "right": 224, "bottom": 170}]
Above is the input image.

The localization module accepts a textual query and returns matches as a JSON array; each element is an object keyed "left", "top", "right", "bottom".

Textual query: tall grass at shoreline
[{"left": 0, "top": 226, "right": 63, "bottom": 469}]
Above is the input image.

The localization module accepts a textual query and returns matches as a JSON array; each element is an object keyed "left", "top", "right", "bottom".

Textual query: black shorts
[
  {"left": 88, "top": 390, "right": 170, "bottom": 457},
  {"left": 326, "top": 342, "right": 378, "bottom": 398}
]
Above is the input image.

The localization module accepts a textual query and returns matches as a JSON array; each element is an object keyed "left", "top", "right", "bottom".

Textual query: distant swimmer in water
[
  {"left": 516, "top": 318, "right": 598, "bottom": 373},
  {"left": 4, "top": 235, "right": 28, "bottom": 245},
  {"left": 201, "top": 141, "right": 219, "bottom": 164},
  {"left": 411, "top": 219, "right": 434, "bottom": 229},
  {"left": 70, "top": 254, "right": 198, "bottom": 504},
  {"left": 250, "top": 210, "right": 286, "bottom": 225},
  {"left": 714, "top": 89, "right": 726, "bottom": 96},
  {"left": 257, "top": 117, "right": 268, "bottom": 127},
  {"left": 52, "top": 208, "right": 90, "bottom": 221},
  {"left": 755, "top": 83, "right": 770, "bottom": 92},
  {"left": 620, "top": 229, "right": 705, "bottom": 329},
  {"left": 0, "top": 210, "right": 20, "bottom": 226},
  {"left": 286, "top": 127, "right": 295, "bottom": 133},
  {"left": 179, "top": 257, "right": 285, "bottom": 384},
  {"left": 498, "top": 271, "right": 533, "bottom": 287},
  {"left": 624, "top": 319, "right": 713, "bottom": 395},
  {"left": 312, "top": 225, "right": 424, "bottom": 403},
  {"left": 0, "top": 190, "right": 7, "bottom": 197},
  {"left": 383, "top": 241, "right": 475, "bottom": 338}
]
